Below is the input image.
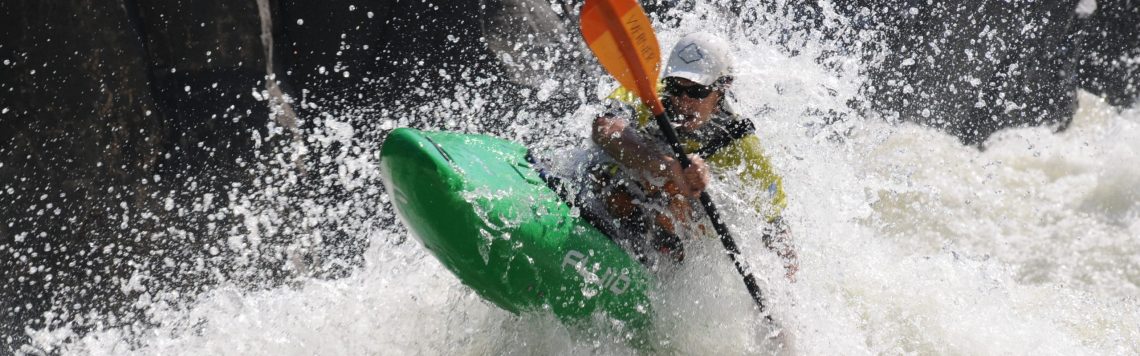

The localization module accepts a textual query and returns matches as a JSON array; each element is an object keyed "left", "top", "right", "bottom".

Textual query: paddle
[{"left": 579, "top": 0, "right": 774, "bottom": 321}]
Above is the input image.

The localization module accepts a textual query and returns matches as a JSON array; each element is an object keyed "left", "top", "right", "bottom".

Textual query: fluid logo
[{"left": 561, "top": 250, "right": 631, "bottom": 295}]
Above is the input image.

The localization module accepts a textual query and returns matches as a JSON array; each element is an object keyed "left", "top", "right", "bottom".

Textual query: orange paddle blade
[{"left": 580, "top": 0, "right": 665, "bottom": 116}]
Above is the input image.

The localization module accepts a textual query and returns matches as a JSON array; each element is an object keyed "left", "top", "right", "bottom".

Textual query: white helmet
[{"left": 662, "top": 32, "right": 733, "bottom": 86}]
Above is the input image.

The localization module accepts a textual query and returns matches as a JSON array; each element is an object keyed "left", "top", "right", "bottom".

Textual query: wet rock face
[
  {"left": 0, "top": 0, "right": 167, "bottom": 345},
  {"left": 133, "top": 0, "right": 273, "bottom": 178},
  {"left": 857, "top": 0, "right": 1084, "bottom": 146},
  {"left": 0, "top": 0, "right": 287, "bottom": 349},
  {"left": 1079, "top": 0, "right": 1140, "bottom": 108},
  {"left": 275, "top": 0, "right": 592, "bottom": 132},
  {"left": 0, "top": 0, "right": 554, "bottom": 348},
  {"left": 787, "top": 0, "right": 1136, "bottom": 146},
  {"left": 276, "top": 0, "right": 396, "bottom": 108},
  {"left": 278, "top": 0, "right": 502, "bottom": 102}
]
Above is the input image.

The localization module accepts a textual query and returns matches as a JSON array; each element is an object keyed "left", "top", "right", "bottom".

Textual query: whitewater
[{"left": 21, "top": 4, "right": 1140, "bottom": 355}]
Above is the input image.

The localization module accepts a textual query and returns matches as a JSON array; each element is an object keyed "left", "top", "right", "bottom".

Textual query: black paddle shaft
[{"left": 652, "top": 113, "right": 771, "bottom": 318}]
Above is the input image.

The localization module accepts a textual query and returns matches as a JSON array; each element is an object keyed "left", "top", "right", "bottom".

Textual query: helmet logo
[{"left": 678, "top": 43, "right": 704, "bottom": 64}]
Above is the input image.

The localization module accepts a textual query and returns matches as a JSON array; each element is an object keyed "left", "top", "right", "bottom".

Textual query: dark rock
[
  {"left": 280, "top": 0, "right": 597, "bottom": 123},
  {"left": 277, "top": 0, "right": 395, "bottom": 109},
  {"left": 0, "top": 0, "right": 299, "bottom": 348},
  {"left": 133, "top": 0, "right": 276, "bottom": 179},
  {"left": 857, "top": 0, "right": 1082, "bottom": 146},
  {"left": 0, "top": 0, "right": 165, "bottom": 348},
  {"left": 1078, "top": 0, "right": 1140, "bottom": 107}
]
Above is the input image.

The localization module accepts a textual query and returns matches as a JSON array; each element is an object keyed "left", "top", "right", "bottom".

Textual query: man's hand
[
  {"left": 593, "top": 115, "right": 710, "bottom": 199},
  {"left": 660, "top": 154, "right": 709, "bottom": 199}
]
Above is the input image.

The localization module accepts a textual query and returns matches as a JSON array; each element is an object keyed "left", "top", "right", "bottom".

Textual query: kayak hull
[{"left": 379, "top": 128, "right": 653, "bottom": 329}]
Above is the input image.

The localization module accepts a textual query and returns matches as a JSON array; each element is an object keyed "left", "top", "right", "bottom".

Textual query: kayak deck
[{"left": 379, "top": 128, "right": 654, "bottom": 330}]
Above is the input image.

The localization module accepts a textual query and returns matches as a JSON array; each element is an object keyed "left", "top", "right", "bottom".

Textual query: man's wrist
[{"left": 657, "top": 155, "right": 675, "bottom": 171}]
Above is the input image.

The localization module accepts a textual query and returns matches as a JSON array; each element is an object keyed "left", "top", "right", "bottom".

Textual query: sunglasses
[{"left": 663, "top": 78, "right": 715, "bottom": 99}]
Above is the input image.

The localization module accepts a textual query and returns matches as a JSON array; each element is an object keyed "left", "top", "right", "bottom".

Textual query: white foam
[{"left": 26, "top": 1, "right": 1140, "bottom": 354}]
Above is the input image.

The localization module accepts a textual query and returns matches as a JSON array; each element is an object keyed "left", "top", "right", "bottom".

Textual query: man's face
[{"left": 664, "top": 77, "right": 721, "bottom": 132}]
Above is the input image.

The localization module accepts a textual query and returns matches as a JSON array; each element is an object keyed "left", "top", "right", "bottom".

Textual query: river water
[{"left": 23, "top": 3, "right": 1140, "bottom": 355}]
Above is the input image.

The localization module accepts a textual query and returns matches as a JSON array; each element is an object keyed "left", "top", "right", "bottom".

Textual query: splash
[{"left": 20, "top": 0, "right": 1140, "bottom": 354}]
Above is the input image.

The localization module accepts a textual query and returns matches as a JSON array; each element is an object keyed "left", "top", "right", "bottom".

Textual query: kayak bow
[{"left": 379, "top": 128, "right": 654, "bottom": 330}]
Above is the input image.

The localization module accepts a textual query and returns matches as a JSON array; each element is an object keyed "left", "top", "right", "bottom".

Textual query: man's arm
[
  {"left": 592, "top": 115, "right": 709, "bottom": 198},
  {"left": 705, "top": 135, "right": 786, "bottom": 219},
  {"left": 706, "top": 134, "right": 797, "bottom": 280},
  {"left": 592, "top": 115, "right": 661, "bottom": 174},
  {"left": 763, "top": 217, "right": 798, "bottom": 282}
]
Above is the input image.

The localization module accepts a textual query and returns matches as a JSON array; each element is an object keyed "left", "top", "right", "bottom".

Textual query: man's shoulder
[
  {"left": 606, "top": 86, "right": 642, "bottom": 104},
  {"left": 717, "top": 111, "right": 755, "bottom": 140},
  {"left": 698, "top": 109, "right": 755, "bottom": 147},
  {"left": 604, "top": 86, "right": 654, "bottom": 127}
]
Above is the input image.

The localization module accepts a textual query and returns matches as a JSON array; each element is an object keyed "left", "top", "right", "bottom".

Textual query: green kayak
[{"left": 379, "top": 128, "right": 654, "bottom": 330}]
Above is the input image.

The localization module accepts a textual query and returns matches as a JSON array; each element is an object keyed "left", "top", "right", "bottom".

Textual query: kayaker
[{"left": 586, "top": 32, "right": 798, "bottom": 280}]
